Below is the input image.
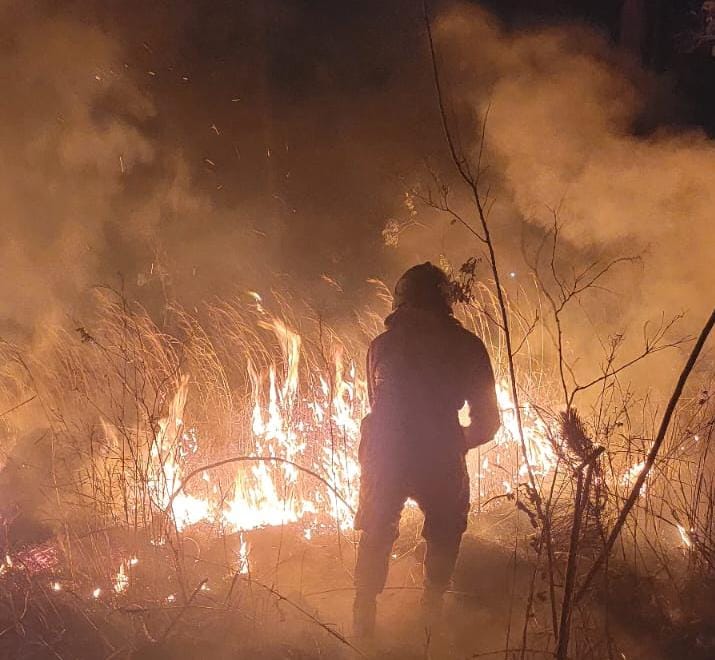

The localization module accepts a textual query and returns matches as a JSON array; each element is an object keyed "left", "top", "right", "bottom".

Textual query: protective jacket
[{"left": 361, "top": 305, "right": 499, "bottom": 459}]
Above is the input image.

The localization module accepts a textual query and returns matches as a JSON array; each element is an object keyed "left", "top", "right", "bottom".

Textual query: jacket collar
[{"left": 384, "top": 304, "right": 462, "bottom": 330}]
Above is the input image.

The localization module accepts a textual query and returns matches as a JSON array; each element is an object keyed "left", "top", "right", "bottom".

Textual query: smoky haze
[
  {"left": 432, "top": 5, "right": 714, "bottom": 322},
  {"left": 0, "top": 1, "right": 712, "bottom": 372},
  {"left": 0, "top": 0, "right": 432, "bottom": 341}
]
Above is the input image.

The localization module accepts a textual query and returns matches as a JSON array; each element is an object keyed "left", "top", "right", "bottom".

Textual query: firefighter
[{"left": 353, "top": 262, "right": 500, "bottom": 636}]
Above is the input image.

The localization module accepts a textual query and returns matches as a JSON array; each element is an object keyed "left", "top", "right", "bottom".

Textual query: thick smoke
[
  {"left": 0, "top": 8, "right": 154, "bottom": 339},
  {"left": 432, "top": 5, "right": 714, "bottom": 327},
  {"left": 0, "top": 1, "right": 711, "bottom": 380},
  {"left": 1, "top": 1, "right": 451, "bottom": 345},
  {"left": 394, "top": 5, "right": 714, "bottom": 387}
]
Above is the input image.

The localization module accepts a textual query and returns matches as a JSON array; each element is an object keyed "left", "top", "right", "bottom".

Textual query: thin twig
[{"left": 0, "top": 395, "right": 37, "bottom": 418}]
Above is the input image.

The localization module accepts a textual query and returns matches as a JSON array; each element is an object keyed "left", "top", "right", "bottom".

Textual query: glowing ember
[
  {"left": 113, "top": 561, "right": 129, "bottom": 594},
  {"left": 676, "top": 524, "right": 693, "bottom": 549},
  {"left": 621, "top": 460, "right": 647, "bottom": 493}
]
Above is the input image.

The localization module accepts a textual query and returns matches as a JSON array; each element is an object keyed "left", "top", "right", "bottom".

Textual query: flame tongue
[
  {"left": 150, "top": 374, "right": 212, "bottom": 531},
  {"left": 148, "top": 309, "right": 565, "bottom": 534},
  {"left": 151, "top": 315, "right": 363, "bottom": 533},
  {"left": 494, "top": 379, "right": 556, "bottom": 478}
]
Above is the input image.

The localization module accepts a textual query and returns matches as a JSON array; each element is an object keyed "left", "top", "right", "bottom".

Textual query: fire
[
  {"left": 149, "top": 374, "right": 214, "bottom": 530},
  {"left": 237, "top": 534, "right": 251, "bottom": 574},
  {"left": 6, "top": 291, "right": 698, "bottom": 611},
  {"left": 113, "top": 561, "right": 129, "bottom": 594},
  {"left": 621, "top": 459, "right": 647, "bottom": 495},
  {"left": 146, "top": 314, "right": 364, "bottom": 534},
  {"left": 222, "top": 317, "right": 363, "bottom": 531},
  {"left": 140, "top": 294, "right": 684, "bottom": 536},
  {"left": 493, "top": 381, "right": 555, "bottom": 478},
  {"left": 676, "top": 524, "right": 693, "bottom": 549},
  {"left": 143, "top": 307, "right": 563, "bottom": 537},
  {"left": 458, "top": 400, "right": 471, "bottom": 428}
]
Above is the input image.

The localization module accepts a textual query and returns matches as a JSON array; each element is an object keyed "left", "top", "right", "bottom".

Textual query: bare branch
[{"left": 574, "top": 308, "right": 715, "bottom": 604}]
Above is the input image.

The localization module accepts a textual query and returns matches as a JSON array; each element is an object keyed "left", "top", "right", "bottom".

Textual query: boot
[
  {"left": 421, "top": 535, "right": 459, "bottom": 626},
  {"left": 353, "top": 592, "right": 377, "bottom": 638}
]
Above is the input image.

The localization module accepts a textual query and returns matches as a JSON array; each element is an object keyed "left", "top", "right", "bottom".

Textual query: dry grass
[{"left": 0, "top": 285, "right": 712, "bottom": 659}]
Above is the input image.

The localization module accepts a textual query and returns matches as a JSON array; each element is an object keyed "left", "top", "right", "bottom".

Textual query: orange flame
[{"left": 148, "top": 307, "right": 565, "bottom": 533}]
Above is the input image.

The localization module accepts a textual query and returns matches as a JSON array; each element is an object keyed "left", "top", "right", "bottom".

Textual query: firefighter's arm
[{"left": 463, "top": 338, "right": 500, "bottom": 449}]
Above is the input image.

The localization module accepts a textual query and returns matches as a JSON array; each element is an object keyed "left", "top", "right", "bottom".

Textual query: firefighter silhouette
[{"left": 353, "top": 262, "right": 500, "bottom": 636}]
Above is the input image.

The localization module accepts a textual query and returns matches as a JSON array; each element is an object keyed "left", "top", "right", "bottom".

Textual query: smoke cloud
[
  {"left": 0, "top": 1, "right": 711, "bottom": 383},
  {"left": 432, "top": 5, "right": 714, "bottom": 325},
  {"left": 0, "top": 8, "right": 152, "bottom": 338}
]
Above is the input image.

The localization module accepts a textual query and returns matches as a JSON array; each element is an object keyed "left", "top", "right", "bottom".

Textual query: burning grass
[{"left": 0, "top": 286, "right": 713, "bottom": 658}]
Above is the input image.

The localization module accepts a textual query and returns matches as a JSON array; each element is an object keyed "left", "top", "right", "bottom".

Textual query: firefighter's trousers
[{"left": 354, "top": 446, "right": 469, "bottom": 597}]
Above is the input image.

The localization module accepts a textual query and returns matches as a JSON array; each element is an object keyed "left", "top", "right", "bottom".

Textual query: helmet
[{"left": 393, "top": 262, "right": 453, "bottom": 313}]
